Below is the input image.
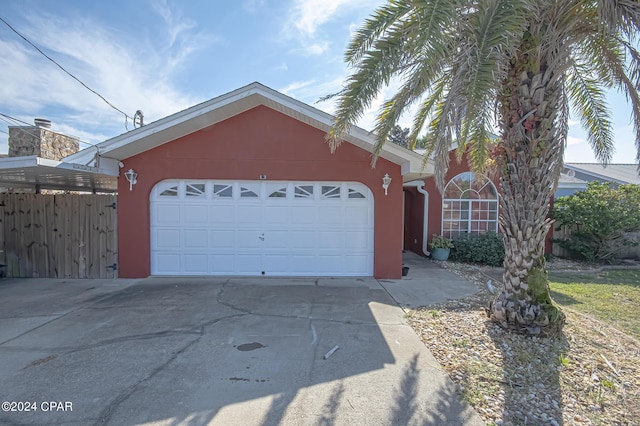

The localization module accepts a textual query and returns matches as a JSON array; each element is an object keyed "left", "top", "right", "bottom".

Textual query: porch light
[
  {"left": 124, "top": 169, "right": 138, "bottom": 191},
  {"left": 382, "top": 173, "right": 392, "bottom": 195}
]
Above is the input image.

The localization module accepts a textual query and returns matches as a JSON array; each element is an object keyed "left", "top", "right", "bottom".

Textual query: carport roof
[
  {"left": 0, "top": 156, "right": 117, "bottom": 192},
  {"left": 64, "top": 82, "right": 434, "bottom": 182}
]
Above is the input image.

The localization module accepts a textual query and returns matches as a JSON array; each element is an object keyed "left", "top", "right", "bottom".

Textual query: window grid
[
  {"left": 442, "top": 174, "right": 498, "bottom": 239},
  {"left": 294, "top": 185, "right": 314, "bottom": 198},
  {"left": 186, "top": 183, "right": 205, "bottom": 197}
]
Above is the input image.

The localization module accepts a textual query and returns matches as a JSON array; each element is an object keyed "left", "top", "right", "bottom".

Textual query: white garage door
[{"left": 150, "top": 180, "right": 374, "bottom": 276}]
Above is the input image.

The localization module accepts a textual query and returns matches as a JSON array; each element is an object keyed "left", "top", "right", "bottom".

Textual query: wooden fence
[
  {"left": 0, "top": 193, "right": 118, "bottom": 278},
  {"left": 552, "top": 225, "right": 640, "bottom": 260}
]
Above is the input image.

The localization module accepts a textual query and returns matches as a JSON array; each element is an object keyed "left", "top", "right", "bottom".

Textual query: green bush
[
  {"left": 552, "top": 181, "right": 640, "bottom": 262},
  {"left": 450, "top": 232, "right": 505, "bottom": 266}
]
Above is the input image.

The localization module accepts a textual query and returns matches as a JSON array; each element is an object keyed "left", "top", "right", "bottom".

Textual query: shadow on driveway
[{"left": 0, "top": 277, "right": 482, "bottom": 425}]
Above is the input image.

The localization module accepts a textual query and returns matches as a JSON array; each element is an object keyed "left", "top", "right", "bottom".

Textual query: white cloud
[
  {"left": 282, "top": 0, "right": 382, "bottom": 57},
  {"left": 242, "top": 0, "right": 266, "bottom": 13},
  {"left": 0, "top": 7, "right": 213, "bottom": 148},
  {"left": 279, "top": 80, "right": 316, "bottom": 97},
  {"left": 304, "top": 42, "right": 330, "bottom": 56},
  {"left": 566, "top": 135, "right": 583, "bottom": 146}
]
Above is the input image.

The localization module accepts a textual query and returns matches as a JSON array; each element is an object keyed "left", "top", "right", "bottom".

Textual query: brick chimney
[{"left": 8, "top": 119, "right": 79, "bottom": 160}]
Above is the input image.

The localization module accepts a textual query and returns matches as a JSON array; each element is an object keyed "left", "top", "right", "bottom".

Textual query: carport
[{"left": 0, "top": 155, "right": 118, "bottom": 278}]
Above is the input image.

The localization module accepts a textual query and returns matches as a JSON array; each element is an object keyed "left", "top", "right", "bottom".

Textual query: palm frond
[
  {"left": 345, "top": 0, "right": 413, "bottom": 65},
  {"left": 565, "top": 61, "right": 614, "bottom": 163},
  {"left": 407, "top": 75, "right": 449, "bottom": 149}
]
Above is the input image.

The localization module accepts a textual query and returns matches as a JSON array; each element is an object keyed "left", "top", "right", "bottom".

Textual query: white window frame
[{"left": 441, "top": 172, "right": 499, "bottom": 239}]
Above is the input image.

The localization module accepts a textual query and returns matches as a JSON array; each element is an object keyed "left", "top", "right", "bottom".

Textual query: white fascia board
[
  {"left": 564, "top": 164, "right": 628, "bottom": 184},
  {"left": 62, "top": 82, "right": 433, "bottom": 177}
]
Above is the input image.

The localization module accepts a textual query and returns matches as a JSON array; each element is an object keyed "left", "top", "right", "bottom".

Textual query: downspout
[{"left": 403, "top": 180, "right": 430, "bottom": 256}]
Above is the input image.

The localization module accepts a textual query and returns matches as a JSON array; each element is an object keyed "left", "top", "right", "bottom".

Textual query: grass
[{"left": 548, "top": 270, "right": 640, "bottom": 339}]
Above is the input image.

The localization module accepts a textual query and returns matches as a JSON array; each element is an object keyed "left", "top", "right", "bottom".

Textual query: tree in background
[
  {"left": 553, "top": 182, "right": 640, "bottom": 262},
  {"left": 327, "top": 0, "right": 640, "bottom": 335},
  {"left": 388, "top": 125, "right": 410, "bottom": 148}
]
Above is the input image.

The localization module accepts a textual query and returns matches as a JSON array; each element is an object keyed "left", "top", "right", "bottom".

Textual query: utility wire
[
  {"left": 0, "top": 16, "right": 133, "bottom": 123},
  {"left": 0, "top": 112, "right": 97, "bottom": 147}
]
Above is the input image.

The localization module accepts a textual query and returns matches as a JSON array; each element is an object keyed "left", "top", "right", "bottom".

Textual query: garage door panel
[
  {"left": 237, "top": 205, "right": 262, "bottom": 224},
  {"left": 345, "top": 206, "right": 371, "bottom": 226},
  {"left": 184, "top": 254, "right": 208, "bottom": 274},
  {"left": 209, "top": 205, "right": 235, "bottom": 224},
  {"left": 210, "top": 230, "right": 235, "bottom": 248},
  {"left": 285, "top": 230, "right": 316, "bottom": 249},
  {"left": 155, "top": 204, "right": 180, "bottom": 224},
  {"left": 235, "top": 254, "right": 262, "bottom": 274},
  {"left": 154, "top": 229, "right": 181, "bottom": 249},
  {"left": 263, "top": 230, "right": 291, "bottom": 249},
  {"left": 318, "top": 231, "right": 345, "bottom": 249},
  {"left": 262, "top": 254, "right": 290, "bottom": 274},
  {"left": 151, "top": 180, "right": 374, "bottom": 276},
  {"left": 209, "top": 254, "right": 235, "bottom": 274},
  {"left": 183, "top": 229, "right": 208, "bottom": 248},
  {"left": 290, "top": 206, "right": 317, "bottom": 224},
  {"left": 343, "top": 256, "right": 370, "bottom": 274},
  {"left": 286, "top": 255, "right": 317, "bottom": 274},
  {"left": 262, "top": 206, "right": 291, "bottom": 224},
  {"left": 318, "top": 206, "right": 344, "bottom": 225},
  {"left": 345, "top": 231, "right": 371, "bottom": 250},
  {"left": 236, "top": 230, "right": 262, "bottom": 249},
  {"left": 154, "top": 253, "right": 181, "bottom": 274},
  {"left": 183, "top": 205, "right": 208, "bottom": 223}
]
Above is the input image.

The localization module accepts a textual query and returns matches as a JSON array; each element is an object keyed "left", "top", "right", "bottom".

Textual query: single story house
[
  {"left": 556, "top": 163, "right": 640, "bottom": 197},
  {"left": 6, "top": 83, "right": 628, "bottom": 278},
  {"left": 0, "top": 82, "right": 440, "bottom": 279}
]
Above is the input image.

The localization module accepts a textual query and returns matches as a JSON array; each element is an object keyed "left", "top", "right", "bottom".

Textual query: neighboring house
[{"left": 556, "top": 163, "right": 640, "bottom": 197}]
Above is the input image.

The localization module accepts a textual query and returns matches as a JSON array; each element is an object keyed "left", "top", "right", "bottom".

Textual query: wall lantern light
[
  {"left": 382, "top": 173, "right": 392, "bottom": 195},
  {"left": 124, "top": 169, "right": 138, "bottom": 191}
]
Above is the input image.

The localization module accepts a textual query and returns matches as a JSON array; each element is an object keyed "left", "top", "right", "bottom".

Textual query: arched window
[{"left": 442, "top": 172, "right": 499, "bottom": 239}]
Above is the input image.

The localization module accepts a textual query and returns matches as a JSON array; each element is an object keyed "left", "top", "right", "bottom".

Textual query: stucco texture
[{"left": 117, "top": 106, "right": 403, "bottom": 279}]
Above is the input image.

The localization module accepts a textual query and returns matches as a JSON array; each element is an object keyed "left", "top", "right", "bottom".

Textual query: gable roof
[
  {"left": 64, "top": 82, "right": 433, "bottom": 182},
  {"left": 564, "top": 163, "right": 640, "bottom": 185}
]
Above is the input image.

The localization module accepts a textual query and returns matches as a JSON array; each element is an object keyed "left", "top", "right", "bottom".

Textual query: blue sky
[{"left": 0, "top": 0, "right": 637, "bottom": 164}]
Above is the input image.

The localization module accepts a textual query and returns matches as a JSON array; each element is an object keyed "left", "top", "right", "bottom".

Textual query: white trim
[
  {"left": 403, "top": 180, "right": 430, "bottom": 256},
  {"left": 63, "top": 82, "right": 433, "bottom": 182}
]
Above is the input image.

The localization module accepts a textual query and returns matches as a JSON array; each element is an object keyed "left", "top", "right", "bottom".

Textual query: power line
[
  {"left": 0, "top": 112, "right": 31, "bottom": 126},
  {"left": 0, "top": 16, "right": 133, "bottom": 123},
  {"left": 0, "top": 112, "right": 97, "bottom": 147}
]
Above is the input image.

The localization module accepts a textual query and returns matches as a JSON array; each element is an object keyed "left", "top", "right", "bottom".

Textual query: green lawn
[{"left": 549, "top": 270, "right": 640, "bottom": 339}]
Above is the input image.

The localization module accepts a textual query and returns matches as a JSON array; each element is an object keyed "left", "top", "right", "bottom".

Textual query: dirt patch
[{"left": 407, "top": 261, "right": 640, "bottom": 425}]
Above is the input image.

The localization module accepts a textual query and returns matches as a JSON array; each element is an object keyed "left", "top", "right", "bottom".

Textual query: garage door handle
[{"left": 259, "top": 233, "right": 265, "bottom": 241}]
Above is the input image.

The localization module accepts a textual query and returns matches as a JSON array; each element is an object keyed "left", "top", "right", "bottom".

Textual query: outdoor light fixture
[
  {"left": 124, "top": 169, "right": 138, "bottom": 191},
  {"left": 382, "top": 173, "right": 392, "bottom": 195}
]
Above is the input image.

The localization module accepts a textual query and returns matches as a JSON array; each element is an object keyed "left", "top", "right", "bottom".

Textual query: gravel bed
[{"left": 406, "top": 260, "right": 640, "bottom": 425}]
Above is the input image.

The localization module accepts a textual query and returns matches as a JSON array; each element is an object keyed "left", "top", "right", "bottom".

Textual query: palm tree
[{"left": 328, "top": 0, "right": 640, "bottom": 335}]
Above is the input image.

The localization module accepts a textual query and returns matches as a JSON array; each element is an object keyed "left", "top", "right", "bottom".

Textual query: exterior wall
[
  {"left": 403, "top": 187, "right": 425, "bottom": 254},
  {"left": 118, "top": 105, "right": 403, "bottom": 279},
  {"left": 8, "top": 126, "right": 79, "bottom": 160},
  {"left": 405, "top": 151, "right": 555, "bottom": 257}
]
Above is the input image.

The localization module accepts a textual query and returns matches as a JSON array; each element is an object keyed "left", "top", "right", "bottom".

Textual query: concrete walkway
[
  {"left": 379, "top": 252, "right": 481, "bottom": 309},
  {"left": 0, "top": 273, "right": 483, "bottom": 426}
]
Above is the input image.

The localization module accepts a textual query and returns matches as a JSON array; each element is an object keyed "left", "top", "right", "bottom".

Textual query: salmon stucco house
[{"left": 59, "top": 82, "right": 435, "bottom": 279}]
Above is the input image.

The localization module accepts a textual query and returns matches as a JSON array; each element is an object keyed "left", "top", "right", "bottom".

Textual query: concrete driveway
[{"left": 0, "top": 276, "right": 482, "bottom": 426}]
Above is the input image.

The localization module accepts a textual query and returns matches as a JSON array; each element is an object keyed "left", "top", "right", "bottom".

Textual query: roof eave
[{"left": 63, "top": 82, "right": 433, "bottom": 178}]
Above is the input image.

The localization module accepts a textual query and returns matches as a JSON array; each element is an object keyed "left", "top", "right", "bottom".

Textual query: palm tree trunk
[{"left": 490, "top": 53, "right": 566, "bottom": 335}]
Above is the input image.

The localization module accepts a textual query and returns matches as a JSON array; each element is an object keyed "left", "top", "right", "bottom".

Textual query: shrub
[
  {"left": 552, "top": 181, "right": 640, "bottom": 262},
  {"left": 449, "top": 232, "right": 505, "bottom": 266}
]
